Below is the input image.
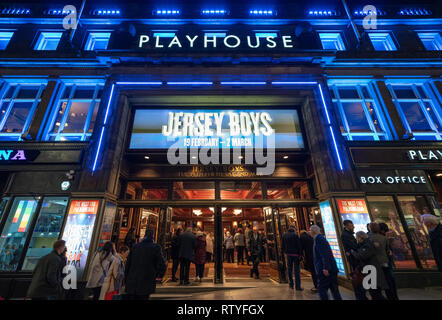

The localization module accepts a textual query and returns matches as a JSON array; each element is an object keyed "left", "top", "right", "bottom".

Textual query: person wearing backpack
[
  {"left": 86, "top": 241, "right": 116, "bottom": 300},
  {"left": 100, "top": 246, "right": 130, "bottom": 300}
]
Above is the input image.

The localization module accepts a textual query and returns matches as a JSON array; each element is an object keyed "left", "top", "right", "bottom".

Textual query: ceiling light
[
  {"left": 436, "top": 173, "right": 442, "bottom": 177},
  {"left": 233, "top": 209, "right": 242, "bottom": 215},
  {"left": 144, "top": 156, "right": 150, "bottom": 159},
  {"left": 283, "top": 155, "right": 289, "bottom": 159},
  {"left": 193, "top": 209, "right": 202, "bottom": 216}
]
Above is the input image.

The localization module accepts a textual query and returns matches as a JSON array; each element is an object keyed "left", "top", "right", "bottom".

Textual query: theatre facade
[{"left": 0, "top": 1, "right": 441, "bottom": 297}]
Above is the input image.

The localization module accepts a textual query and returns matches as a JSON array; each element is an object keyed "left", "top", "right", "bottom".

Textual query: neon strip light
[
  {"left": 220, "top": 81, "right": 267, "bottom": 85},
  {"left": 318, "top": 83, "right": 343, "bottom": 170},
  {"left": 166, "top": 81, "right": 213, "bottom": 85},
  {"left": 103, "top": 83, "right": 115, "bottom": 125},
  {"left": 272, "top": 81, "right": 318, "bottom": 85},
  {"left": 116, "top": 82, "right": 163, "bottom": 85},
  {"left": 92, "top": 127, "right": 105, "bottom": 172}
]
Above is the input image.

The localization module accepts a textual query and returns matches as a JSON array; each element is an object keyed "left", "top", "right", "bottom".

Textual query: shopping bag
[{"left": 104, "top": 290, "right": 119, "bottom": 301}]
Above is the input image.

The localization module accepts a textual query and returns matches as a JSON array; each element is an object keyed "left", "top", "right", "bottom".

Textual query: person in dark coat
[
  {"left": 248, "top": 226, "right": 264, "bottom": 279},
  {"left": 124, "top": 228, "right": 136, "bottom": 249},
  {"left": 299, "top": 230, "right": 318, "bottom": 292},
  {"left": 194, "top": 232, "right": 207, "bottom": 282},
  {"left": 178, "top": 227, "right": 196, "bottom": 285},
  {"left": 282, "top": 225, "right": 303, "bottom": 290},
  {"left": 422, "top": 214, "right": 442, "bottom": 271},
  {"left": 27, "top": 240, "right": 66, "bottom": 300},
  {"left": 351, "top": 231, "right": 389, "bottom": 300},
  {"left": 341, "top": 220, "right": 367, "bottom": 300},
  {"left": 124, "top": 229, "right": 166, "bottom": 300},
  {"left": 170, "top": 228, "right": 182, "bottom": 282},
  {"left": 310, "top": 225, "right": 342, "bottom": 300}
]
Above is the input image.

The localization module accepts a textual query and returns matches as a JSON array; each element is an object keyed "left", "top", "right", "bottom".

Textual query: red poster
[
  {"left": 337, "top": 199, "right": 368, "bottom": 214},
  {"left": 68, "top": 200, "right": 99, "bottom": 215}
]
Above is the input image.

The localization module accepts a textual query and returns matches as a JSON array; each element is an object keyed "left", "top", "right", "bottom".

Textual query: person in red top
[{"left": 194, "top": 232, "right": 207, "bottom": 282}]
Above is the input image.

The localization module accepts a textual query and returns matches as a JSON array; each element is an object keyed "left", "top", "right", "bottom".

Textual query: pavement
[{"left": 151, "top": 277, "right": 442, "bottom": 300}]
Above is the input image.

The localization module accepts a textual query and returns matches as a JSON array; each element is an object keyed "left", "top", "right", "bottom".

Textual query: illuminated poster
[
  {"left": 98, "top": 202, "right": 116, "bottom": 248},
  {"left": 319, "top": 201, "right": 346, "bottom": 276},
  {"left": 129, "top": 109, "right": 304, "bottom": 149},
  {"left": 337, "top": 198, "right": 371, "bottom": 234},
  {"left": 62, "top": 200, "right": 99, "bottom": 278}
]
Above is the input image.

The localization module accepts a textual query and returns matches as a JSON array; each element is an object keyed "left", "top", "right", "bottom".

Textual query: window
[
  {"left": 319, "top": 33, "right": 345, "bottom": 51},
  {"left": 126, "top": 181, "right": 169, "bottom": 200},
  {"left": 329, "top": 82, "right": 392, "bottom": 141},
  {"left": 387, "top": 81, "right": 442, "bottom": 140},
  {"left": 266, "top": 181, "right": 311, "bottom": 200},
  {"left": 417, "top": 32, "right": 442, "bottom": 51},
  {"left": 397, "top": 196, "right": 437, "bottom": 269},
  {"left": 34, "top": 32, "right": 63, "bottom": 51},
  {"left": 173, "top": 181, "right": 215, "bottom": 200},
  {"left": 46, "top": 82, "right": 104, "bottom": 141},
  {"left": 84, "top": 32, "right": 111, "bottom": 51},
  {"left": 0, "top": 31, "right": 13, "bottom": 50},
  {"left": 367, "top": 196, "right": 417, "bottom": 269},
  {"left": 21, "top": 197, "right": 69, "bottom": 271},
  {"left": 0, "top": 197, "right": 39, "bottom": 271},
  {"left": 0, "top": 81, "right": 46, "bottom": 141},
  {"left": 368, "top": 32, "right": 397, "bottom": 51},
  {"left": 220, "top": 181, "right": 263, "bottom": 200}
]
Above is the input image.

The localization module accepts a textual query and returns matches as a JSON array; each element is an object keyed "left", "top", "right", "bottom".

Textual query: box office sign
[
  {"left": 61, "top": 200, "right": 100, "bottom": 279},
  {"left": 357, "top": 170, "right": 433, "bottom": 193},
  {"left": 0, "top": 149, "right": 40, "bottom": 163}
]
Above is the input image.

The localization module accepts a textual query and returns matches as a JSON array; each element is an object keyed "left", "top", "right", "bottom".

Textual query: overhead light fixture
[
  {"left": 238, "top": 156, "right": 243, "bottom": 159},
  {"left": 193, "top": 209, "right": 202, "bottom": 216},
  {"left": 436, "top": 173, "right": 442, "bottom": 177},
  {"left": 155, "top": 9, "right": 180, "bottom": 16},
  {"left": 144, "top": 155, "right": 150, "bottom": 159},
  {"left": 233, "top": 209, "right": 242, "bottom": 215},
  {"left": 283, "top": 155, "right": 289, "bottom": 159}
]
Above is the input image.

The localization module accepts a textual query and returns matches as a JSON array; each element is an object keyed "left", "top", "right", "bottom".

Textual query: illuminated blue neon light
[
  {"left": 272, "top": 81, "right": 318, "bottom": 85},
  {"left": 221, "top": 81, "right": 266, "bottom": 85},
  {"left": 156, "top": 9, "right": 180, "bottom": 15},
  {"left": 202, "top": 10, "right": 226, "bottom": 15},
  {"left": 153, "top": 32, "right": 176, "bottom": 38},
  {"left": 318, "top": 83, "right": 343, "bottom": 170},
  {"left": 167, "top": 82, "right": 213, "bottom": 85},
  {"left": 103, "top": 83, "right": 115, "bottom": 125},
  {"left": 116, "top": 82, "right": 162, "bottom": 85},
  {"left": 92, "top": 127, "right": 105, "bottom": 172}
]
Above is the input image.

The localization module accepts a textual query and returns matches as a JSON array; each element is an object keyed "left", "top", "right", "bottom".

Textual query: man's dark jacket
[
  {"left": 429, "top": 223, "right": 442, "bottom": 271},
  {"left": 341, "top": 228, "right": 359, "bottom": 270},
  {"left": 249, "top": 233, "right": 264, "bottom": 256},
  {"left": 282, "top": 229, "right": 302, "bottom": 255},
  {"left": 170, "top": 234, "right": 180, "bottom": 259},
  {"left": 125, "top": 235, "right": 166, "bottom": 295},
  {"left": 178, "top": 230, "right": 196, "bottom": 260},
  {"left": 27, "top": 250, "right": 63, "bottom": 299},
  {"left": 313, "top": 234, "right": 339, "bottom": 275},
  {"left": 300, "top": 232, "right": 315, "bottom": 272}
]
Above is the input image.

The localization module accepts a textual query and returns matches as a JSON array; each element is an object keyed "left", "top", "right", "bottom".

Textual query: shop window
[
  {"left": 34, "top": 31, "right": 63, "bottom": 51},
  {"left": 126, "top": 181, "right": 169, "bottom": 200},
  {"left": 220, "top": 181, "right": 262, "bottom": 200},
  {"left": 387, "top": 82, "right": 442, "bottom": 140},
  {"left": 173, "top": 181, "right": 215, "bottom": 200},
  {"left": 46, "top": 82, "right": 103, "bottom": 141},
  {"left": 0, "top": 81, "right": 46, "bottom": 141},
  {"left": 319, "top": 33, "right": 346, "bottom": 51},
  {"left": 397, "top": 195, "right": 437, "bottom": 269},
  {"left": 417, "top": 32, "right": 442, "bottom": 51},
  {"left": 21, "top": 197, "right": 69, "bottom": 271},
  {"left": 368, "top": 32, "right": 397, "bottom": 51},
  {"left": 0, "top": 31, "right": 14, "bottom": 50},
  {"left": 266, "top": 181, "right": 310, "bottom": 200},
  {"left": 367, "top": 196, "right": 417, "bottom": 269},
  {"left": 84, "top": 32, "right": 111, "bottom": 51},
  {"left": 0, "top": 197, "right": 39, "bottom": 271},
  {"left": 329, "top": 82, "right": 391, "bottom": 141}
]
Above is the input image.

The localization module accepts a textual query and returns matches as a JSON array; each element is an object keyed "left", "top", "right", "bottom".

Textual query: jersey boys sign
[
  {"left": 130, "top": 109, "right": 304, "bottom": 149},
  {"left": 138, "top": 34, "right": 297, "bottom": 51}
]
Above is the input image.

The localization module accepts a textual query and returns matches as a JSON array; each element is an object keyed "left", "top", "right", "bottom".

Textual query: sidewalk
[{"left": 151, "top": 277, "right": 442, "bottom": 300}]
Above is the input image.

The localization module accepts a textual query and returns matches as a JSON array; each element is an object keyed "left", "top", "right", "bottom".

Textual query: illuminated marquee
[{"left": 138, "top": 34, "right": 295, "bottom": 49}]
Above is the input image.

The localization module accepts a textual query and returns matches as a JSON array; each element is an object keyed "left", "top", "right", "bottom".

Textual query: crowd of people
[{"left": 23, "top": 213, "right": 442, "bottom": 300}]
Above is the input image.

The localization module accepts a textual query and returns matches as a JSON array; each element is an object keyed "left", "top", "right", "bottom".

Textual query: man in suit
[
  {"left": 310, "top": 225, "right": 342, "bottom": 300},
  {"left": 125, "top": 229, "right": 166, "bottom": 300},
  {"left": 248, "top": 226, "right": 264, "bottom": 279},
  {"left": 178, "top": 227, "right": 196, "bottom": 285}
]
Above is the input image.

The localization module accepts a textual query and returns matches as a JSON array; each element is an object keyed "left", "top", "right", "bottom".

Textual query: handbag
[
  {"left": 105, "top": 290, "right": 119, "bottom": 301},
  {"left": 350, "top": 267, "right": 364, "bottom": 286}
]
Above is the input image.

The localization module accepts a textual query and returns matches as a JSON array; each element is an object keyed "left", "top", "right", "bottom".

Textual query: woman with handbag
[
  {"left": 100, "top": 246, "right": 130, "bottom": 300},
  {"left": 86, "top": 241, "right": 116, "bottom": 300}
]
